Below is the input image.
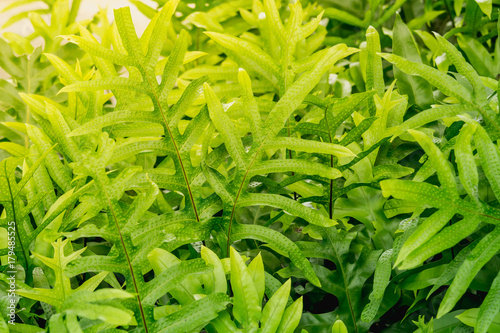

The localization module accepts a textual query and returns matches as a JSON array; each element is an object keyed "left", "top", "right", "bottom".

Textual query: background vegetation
[{"left": 0, "top": 0, "right": 499, "bottom": 332}]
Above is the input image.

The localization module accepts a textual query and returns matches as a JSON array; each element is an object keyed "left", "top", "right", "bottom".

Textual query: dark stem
[{"left": 99, "top": 174, "right": 149, "bottom": 332}]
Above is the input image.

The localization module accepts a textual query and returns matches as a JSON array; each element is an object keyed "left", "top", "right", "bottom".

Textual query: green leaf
[
  {"left": 474, "top": 125, "right": 500, "bottom": 201},
  {"left": 378, "top": 53, "right": 472, "bottom": 104},
  {"left": 393, "top": 14, "right": 433, "bottom": 107},
  {"left": 277, "top": 297, "right": 303, "bottom": 333},
  {"left": 237, "top": 193, "right": 336, "bottom": 228},
  {"left": 438, "top": 227, "right": 500, "bottom": 318},
  {"left": 361, "top": 249, "right": 393, "bottom": 322},
  {"left": 260, "top": 279, "right": 291, "bottom": 333},
  {"left": 476, "top": 271, "right": 500, "bottom": 333},
  {"left": 204, "top": 82, "right": 248, "bottom": 171},
  {"left": 365, "top": 26, "right": 384, "bottom": 97},
  {"left": 455, "top": 123, "right": 479, "bottom": 200},
  {"left": 427, "top": 240, "right": 478, "bottom": 299},
  {"left": 324, "top": 8, "right": 367, "bottom": 28},
  {"left": 153, "top": 293, "right": 231, "bottom": 333},
  {"left": 332, "top": 319, "right": 348, "bottom": 333},
  {"left": 263, "top": 44, "right": 358, "bottom": 139},
  {"left": 249, "top": 159, "right": 342, "bottom": 179},
  {"left": 474, "top": 0, "right": 492, "bottom": 18},
  {"left": 264, "top": 137, "right": 355, "bottom": 157},
  {"left": 59, "top": 34, "right": 133, "bottom": 66},
  {"left": 407, "top": 129, "right": 457, "bottom": 196},
  {"left": 456, "top": 308, "right": 500, "bottom": 332},
  {"left": 457, "top": 34, "right": 495, "bottom": 78},
  {"left": 231, "top": 224, "right": 321, "bottom": 287},
  {"left": 204, "top": 31, "right": 280, "bottom": 87},
  {"left": 247, "top": 253, "right": 265, "bottom": 304},
  {"left": 435, "top": 33, "right": 489, "bottom": 102},
  {"left": 230, "top": 247, "right": 261, "bottom": 329},
  {"left": 68, "top": 111, "right": 158, "bottom": 136},
  {"left": 402, "top": 215, "right": 481, "bottom": 269}
]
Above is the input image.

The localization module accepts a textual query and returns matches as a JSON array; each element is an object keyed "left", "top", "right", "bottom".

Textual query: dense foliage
[{"left": 0, "top": 0, "right": 500, "bottom": 332}]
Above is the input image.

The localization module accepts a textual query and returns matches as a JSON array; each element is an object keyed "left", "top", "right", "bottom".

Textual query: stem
[
  {"left": 97, "top": 171, "right": 149, "bottom": 332},
  {"left": 325, "top": 229, "right": 359, "bottom": 333},
  {"left": 142, "top": 68, "right": 201, "bottom": 223},
  {"left": 323, "top": 105, "right": 335, "bottom": 219}
]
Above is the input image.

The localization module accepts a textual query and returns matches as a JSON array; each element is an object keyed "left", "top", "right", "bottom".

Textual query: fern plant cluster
[{"left": 0, "top": 0, "right": 500, "bottom": 332}]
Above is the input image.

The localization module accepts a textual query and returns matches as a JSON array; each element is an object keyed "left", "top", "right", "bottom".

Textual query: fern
[
  {"left": 147, "top": 245, "right": 301, "bottom": 333},
  {"left": 1, "top": 0, "right": 86, "bottom": 54},
  {"left": 380, "top": 126, "right": 500, "bottom": 317},
  {"left": 1, "top": 238, "right": 134, "bottom": 331},
  {"left": 1, "top": 0, "right": 500, "bottom": 332},
  {"left": 203, "top": 47, "right": 356, "bottom": 281}
]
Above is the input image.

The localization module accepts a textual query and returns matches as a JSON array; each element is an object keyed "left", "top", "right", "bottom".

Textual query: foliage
[{"left": 0, "top": 0, "right": 500, "bottom": 332}]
